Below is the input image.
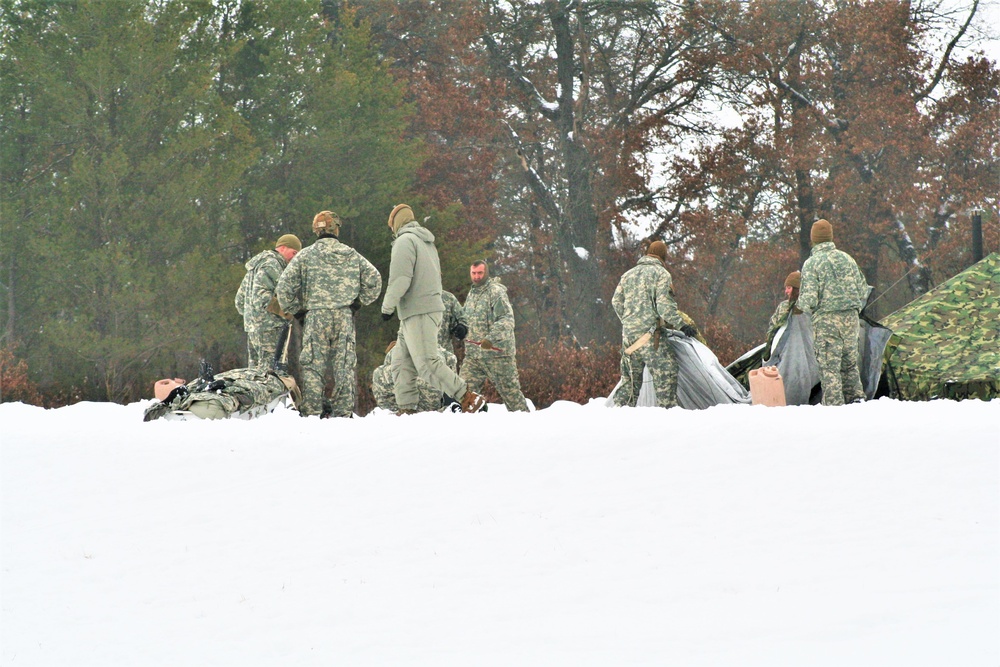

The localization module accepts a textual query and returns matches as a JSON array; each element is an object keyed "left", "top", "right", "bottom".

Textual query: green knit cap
[{"left": 275, "top": 234, "right": 302, "bottom": 251}]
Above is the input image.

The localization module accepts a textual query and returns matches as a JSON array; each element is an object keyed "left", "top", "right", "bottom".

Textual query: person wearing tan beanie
[
  {"left": 381, "top": 204, "right": 487, "bottom": 414},
  {"left": 810, "top": 219, "right": 834, "bottom": 245},
  {"left": 798, "top": 219, "right": 871, "bottom": 405},
  {"left": 646, "top": 240, "right": 667, "bottom": 264},
  {"left": 763, "top": 270, "right": 803, "bottom": 361},
  {"left": 234, "top": 233, "right": 302, "bottom": 368},
  {"left": 610, "top": 241, "right": 695, "bottom": 408}
]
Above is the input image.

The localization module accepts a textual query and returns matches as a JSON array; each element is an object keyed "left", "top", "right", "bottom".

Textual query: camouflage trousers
[
  {"left": 612, "top": 336, "right": 678, "bottom": 408},
  {"left": 393, "top": 312, "right": 467, "bottom": 410},
  {"left": 812, "top": 310, "right": 864, "bottom": 406},
  {"left": 298, "top": 307, "right": 356, "bottom": 418},
  {"left": 247, "top": 325, "right": 283, "bottom": 369},
  {"left": 463, "top": 352, "right": 529, "bottom": 412}
]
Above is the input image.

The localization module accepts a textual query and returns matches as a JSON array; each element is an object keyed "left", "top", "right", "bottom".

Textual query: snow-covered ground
[{"left": 2, "top": 397, "right": 997, "bottom": 666}]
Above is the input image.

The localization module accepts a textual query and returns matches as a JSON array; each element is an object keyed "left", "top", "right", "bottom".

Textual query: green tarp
[{"left": 880, "top": 253, "right": 999, "bottom": 401}]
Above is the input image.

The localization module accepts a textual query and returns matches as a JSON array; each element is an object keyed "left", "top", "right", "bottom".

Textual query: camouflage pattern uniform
[
  {"left": 611, "top": 255, "right": 685, "bottom": 408},
  {"left": 276, "top": 238, "right": 381, "bottom": 417},
  {"left": 438, "top": 290, "right": 467, "bottom": 367},
  {"left": 143, "top": 367, "right": 297, "bottom": 421},
  {"left": 798, "top": 241, "right": 869, "bottom": 405},
  {"left": 766, "top": 300, "right": 792, "bottom": 342},
  {"left": 463, "top": 276, "right": 529, "bottom": 412},
  {"left": 235, "top": 249, "right": 288, "bottom": 368},
  {"left": 371, "top": 345, "right": 457, "bottom": 413}
]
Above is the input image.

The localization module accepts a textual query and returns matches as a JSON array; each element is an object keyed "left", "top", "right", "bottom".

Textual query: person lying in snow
[{"left": 143, "top": 361, "right": 300, "bottom": 421}]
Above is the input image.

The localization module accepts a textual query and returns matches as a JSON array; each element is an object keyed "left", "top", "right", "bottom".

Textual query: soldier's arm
[
  {"left": 382, "top": 238, "right": 415, "bottom": 313},
  {"left": 275, "top": 259, "right": 302, "bottom": 315},
  {"left": 452, "top": 295, "right": 468, "bottom": 328},
  {"left": 797, "top": 262, "right": 819, "bottom": 314},
  {"left": 855, "top": 264, "right": 871, "bottom": 311},
  {"left": 612, "top": 281, "right": 625, "bottom": 321},
  {"left": 654, "top": 272, "right": 684, "bottom": 329},
  {"left": 358, "top": 254, "right": 383, "bottom": 306},
  {"left": 766, "top": 300, "right": 790, "bottom": 340},
  {"left": 235, "top": 272, "right": 249, "bottom": 316},
  {"left": 488, "top": 288, "right": 516, "bottom": 345},
  {"left": 257, "top": 258, "right": 283, "bottom": 298}
]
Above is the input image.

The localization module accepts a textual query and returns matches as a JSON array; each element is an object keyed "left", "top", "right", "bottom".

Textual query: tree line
[{"left": 2, "top": 0, "right": 997, "bottom": 406}]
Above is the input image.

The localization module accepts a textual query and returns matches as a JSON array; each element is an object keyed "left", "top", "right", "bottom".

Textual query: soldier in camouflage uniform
[
  {"left": 797, "top": 219, "right": 870, "bottom": 406},
  {"left": 381, "top": 204, "right": 485, "bottom": 414},
  {"left": 462, "top": 260, "right": 529, "bottom": 412},
  {"left": 144, "top": 366, "right": 300, "bottom": 421},
  {"left": 371, "top": 340, "right": 457, "bottom": 413},
  {"left": 611, "top": 241, "right": 696, "bottom": 408},
  {"left": 763, "top": 271, "right": 802, "bottom": 360},
  {"left": 235, "top": 234, "right": 301, "bottom": 368},
  {"left": 276, "top": 211, "right": 382, "bottom": 417}
]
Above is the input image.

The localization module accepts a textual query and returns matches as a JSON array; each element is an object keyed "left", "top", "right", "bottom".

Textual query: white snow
[
  {"left": 574, "top": 246, "right": 590, "bottom": 260},
  {"left": 2, "top": 397, "right": 998, "bottom": 666}
]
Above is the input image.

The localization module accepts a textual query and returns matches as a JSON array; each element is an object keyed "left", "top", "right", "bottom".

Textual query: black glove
[
  {"left": 381, "top": 311, "right": 394, "bottom": 321},
  {"left": 350, "top": 298, "right": 362, "bottom": 313},
  {"left": 680, "top": 324, "right": 698, "bottom": 338},
  {"left": 450, "top": 322, "right": 468, "bottom": 340}
]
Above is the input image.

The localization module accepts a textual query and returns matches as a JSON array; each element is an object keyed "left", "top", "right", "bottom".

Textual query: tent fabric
[
  {"left": 726, "top": 312, "right": 890, "bottom": 405},
  {"left": 607, "top": 334, "right": 750, "bottom": 409},
  {"left": 860, "top": 316, "right": 893, "bottom": 399},
  {"left": 765, "top": 313, "right": 820, "bottom": 405},
  {"left": 879, "top": 253, "right": 999, "bottom": 401}
]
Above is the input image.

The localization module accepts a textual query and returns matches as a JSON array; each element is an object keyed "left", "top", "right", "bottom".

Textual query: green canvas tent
[{"left": 880, "top": 252, "right": 999, "bottom": 401}]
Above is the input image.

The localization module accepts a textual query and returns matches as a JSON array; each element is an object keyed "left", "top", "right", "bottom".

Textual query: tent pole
[{"left": 971, "top": 208, "right": 984, "bottom": 263}]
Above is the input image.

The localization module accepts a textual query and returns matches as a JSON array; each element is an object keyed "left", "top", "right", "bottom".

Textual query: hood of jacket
[
  {"left": 395, "top": 221, "right": 435, "bottom": 244},
  {"left": 312, "top": 236, "right": 359, "bottom": 258},
  {"left": 810, "top": 241, "right": 836, "bottom": 255},
  {"left": 245, "top": 249, "right": 283, "bottom": 271}
]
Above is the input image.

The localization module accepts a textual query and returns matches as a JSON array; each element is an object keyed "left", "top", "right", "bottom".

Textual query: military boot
[{"left": 459, "top": 390, "right": 486, "bottom": 413}]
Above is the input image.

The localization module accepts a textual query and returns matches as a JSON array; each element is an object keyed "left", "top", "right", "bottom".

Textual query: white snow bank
[{"left": 2, "top": 398, "right": 998, "bottom": 666}]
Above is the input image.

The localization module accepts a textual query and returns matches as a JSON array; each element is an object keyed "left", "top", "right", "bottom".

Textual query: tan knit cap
[
  {"left": 784, "top": 271, "right": 801, "bottom": 288},
  {"left": 646, "top": 240, "right": 667, "bottom": 262},
  {"left": 811, "top": 219, "right": 834, "bottom": 245},
  {"left": 388, "top": 204, "right": 415, "bottom": 233},
  {"left": 312, "top": 211, "right": 342, "bottom": 236},
  {"left": 275, "top": 234, "right": 302, "bottom": 252}
]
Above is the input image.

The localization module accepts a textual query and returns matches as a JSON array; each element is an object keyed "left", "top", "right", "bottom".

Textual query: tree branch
[{"left": 916, "top": 0, "right": 978, "bottom": 101}]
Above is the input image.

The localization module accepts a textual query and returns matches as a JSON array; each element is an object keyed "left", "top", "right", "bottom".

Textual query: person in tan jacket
[{"left": 381, "top": 204, "right": 485, "bottom": 414}]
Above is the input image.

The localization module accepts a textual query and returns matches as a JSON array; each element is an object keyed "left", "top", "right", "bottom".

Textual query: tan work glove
[{"left": 267, "top": 296, "right": 293, "bottom": 321}]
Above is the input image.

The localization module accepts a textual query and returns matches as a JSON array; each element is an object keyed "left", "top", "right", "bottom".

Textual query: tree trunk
[{"left": 548, "top": 1, "right": 606, "bottom": 344}]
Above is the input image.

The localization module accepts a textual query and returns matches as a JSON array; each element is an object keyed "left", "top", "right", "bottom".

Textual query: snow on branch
[{"left": 481, "top": 31, "right": 560, "bottom": 122}]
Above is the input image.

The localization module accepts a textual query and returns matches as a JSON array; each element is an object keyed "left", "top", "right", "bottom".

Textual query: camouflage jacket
[
  {"left": 235, "top": 250, "right": 287, "bottom": 332},
  {"left": 275, "top": 237, "right": 382, "bottom": 314},
  {"left": 464, "top": 277, "right": 516, "bottom": 358},
  {"left": 612, "top": 256, "right": 684, "bottom": 343},
  {"left": 143, "top": 367, "right": 296, "bottom": 421},
  {"left": 438, "top": 290, "right": 468, "bottom": 349},
  {"left": 798, "top": 242, "right": 869, "bottom": 315}
]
